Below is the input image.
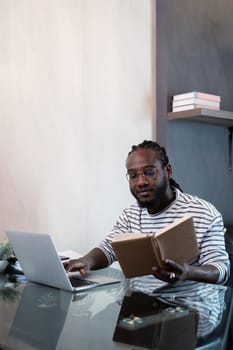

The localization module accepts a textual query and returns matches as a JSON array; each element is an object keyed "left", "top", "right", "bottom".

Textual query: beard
[{"left": 131, "top": 175, "right": 169, "bottom": 211}]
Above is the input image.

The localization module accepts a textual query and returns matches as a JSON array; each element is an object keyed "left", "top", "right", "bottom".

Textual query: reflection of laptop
[
  {"left": 8, "top": 283, "right": 82, "bottom": 349},
  {"left": 5, "top": 230, "right": 120, "bottom": 292}
]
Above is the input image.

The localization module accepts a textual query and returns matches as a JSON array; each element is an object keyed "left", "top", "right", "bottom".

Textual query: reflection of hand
[{"left": 64, "top": 258, "right": 90, "bottom": 275}]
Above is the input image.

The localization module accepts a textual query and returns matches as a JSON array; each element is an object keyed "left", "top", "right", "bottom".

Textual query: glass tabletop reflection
[{"left": 0, "top": 270, "right": 232, "bottom": 350}]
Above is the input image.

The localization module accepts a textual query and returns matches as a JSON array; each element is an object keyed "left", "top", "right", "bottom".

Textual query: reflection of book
[
  {"left": 119, "top": 307, "right": 189, "bottom": 330},
  {"left": 173, "top": 91, "right": 221, "bottom": 102},
  {"left": 172, "top": 105, "right": 219, "bottom": 112},
  {"left": 111, "top": 215, "right": 199, "bottom": 278},
  {"left": 113, "top": 292, "right": 197, "bottom": 350}
]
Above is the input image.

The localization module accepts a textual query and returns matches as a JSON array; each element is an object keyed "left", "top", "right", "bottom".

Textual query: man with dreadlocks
[{"left": 66, "top": 140, "right": 230, "bottom": 293}]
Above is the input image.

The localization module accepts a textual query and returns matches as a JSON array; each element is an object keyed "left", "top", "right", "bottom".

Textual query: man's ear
[{"left": 166, "top": 163, "right": 172, "bottom": 178}]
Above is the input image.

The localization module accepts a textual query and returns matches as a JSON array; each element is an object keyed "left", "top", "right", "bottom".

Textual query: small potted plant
[{"left": 0, "top": 239, "right": 15, "bottom": 273}]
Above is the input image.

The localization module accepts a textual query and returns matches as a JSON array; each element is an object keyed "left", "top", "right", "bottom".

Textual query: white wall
[{"left": 0, "top": 0, "right": 153, "bottom": 253}]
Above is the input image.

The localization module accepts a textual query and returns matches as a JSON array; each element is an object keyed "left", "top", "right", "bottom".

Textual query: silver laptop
[{"left": 5, "top": 230, "right": 120, "bottom": 292}]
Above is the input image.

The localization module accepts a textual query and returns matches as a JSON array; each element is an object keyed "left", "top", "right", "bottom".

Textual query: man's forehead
[{"left": 126, "top": 149, "right": 159, "bottom": 168}]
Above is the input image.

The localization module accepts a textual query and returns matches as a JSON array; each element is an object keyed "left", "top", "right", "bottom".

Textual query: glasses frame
[{"left": 126, "top": 166, "right": 157, "bottom": 182}]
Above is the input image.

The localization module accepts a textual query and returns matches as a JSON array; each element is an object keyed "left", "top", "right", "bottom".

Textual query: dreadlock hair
[{"left": 127, "top": 140, "right": 183, "bottom": 192}]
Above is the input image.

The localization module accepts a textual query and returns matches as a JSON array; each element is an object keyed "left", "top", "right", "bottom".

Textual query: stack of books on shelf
[{"left": 172, "top": 92, "right": 221, "bottom": 112}]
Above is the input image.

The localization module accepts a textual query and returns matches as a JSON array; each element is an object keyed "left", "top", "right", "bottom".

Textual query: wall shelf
[
  {"left": 168, "top": 108, "right": 233, "bottom": 171},
  {"left": 168, "top": 108, "right": 233, "bottom": 126}
]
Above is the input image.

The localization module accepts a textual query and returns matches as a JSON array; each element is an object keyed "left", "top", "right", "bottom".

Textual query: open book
[{"left": 111, "top": 215, "right": 199, "bottom": 278}]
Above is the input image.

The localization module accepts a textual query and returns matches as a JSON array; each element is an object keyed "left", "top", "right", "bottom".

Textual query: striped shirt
[{"left": 98, "top": 189, "right": 230, "bottom": 294}]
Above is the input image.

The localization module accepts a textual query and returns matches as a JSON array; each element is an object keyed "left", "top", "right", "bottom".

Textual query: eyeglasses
[{"left": 126, "top": 166, "right": 157, "bottom": 182}]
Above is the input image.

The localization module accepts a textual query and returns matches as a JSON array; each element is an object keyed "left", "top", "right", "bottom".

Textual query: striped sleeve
[{"left": 197, "top": 215, "right": 230, "bottom": 284}]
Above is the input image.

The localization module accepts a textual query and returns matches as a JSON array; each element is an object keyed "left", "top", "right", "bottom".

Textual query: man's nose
[{"left": 136, "top": 173, "right": 149, "bottom": 185}]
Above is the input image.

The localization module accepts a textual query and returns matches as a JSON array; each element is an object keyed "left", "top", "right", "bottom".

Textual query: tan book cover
[{"left": 111, "top": 215, "right": 199, "bottom": 278}]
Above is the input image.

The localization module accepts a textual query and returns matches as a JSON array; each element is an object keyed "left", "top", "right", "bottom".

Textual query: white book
[
  {"left": 173, "top": 98, "right": 220, "bottom": 108},
  {"left": 173, "top": 91, "right": 221, "bottom": 102},
  {"left": 172, "top": 104, "right": 220, "bottom": 112}
]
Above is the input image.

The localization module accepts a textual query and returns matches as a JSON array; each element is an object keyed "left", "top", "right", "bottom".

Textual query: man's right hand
[
  {"left": 63, "top": 247, "right": 109, "bottom": 275},
  {"left": 64, "top": 258, "right": 90, "bottom": 275}
]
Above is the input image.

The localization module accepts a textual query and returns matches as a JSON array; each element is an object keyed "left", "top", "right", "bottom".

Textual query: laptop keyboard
[{"left": 69, "top": 276, "right": 97, "bottom": 287}]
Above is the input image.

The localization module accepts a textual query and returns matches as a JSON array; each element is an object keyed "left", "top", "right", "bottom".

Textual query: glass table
[{"left": 0, "top": 268, "right": 232, "bottom": 350}]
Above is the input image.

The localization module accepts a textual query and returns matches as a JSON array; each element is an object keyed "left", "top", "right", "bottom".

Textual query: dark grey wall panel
[{"left": 156, "top": 0, "right": 233, "bottom": 224}]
